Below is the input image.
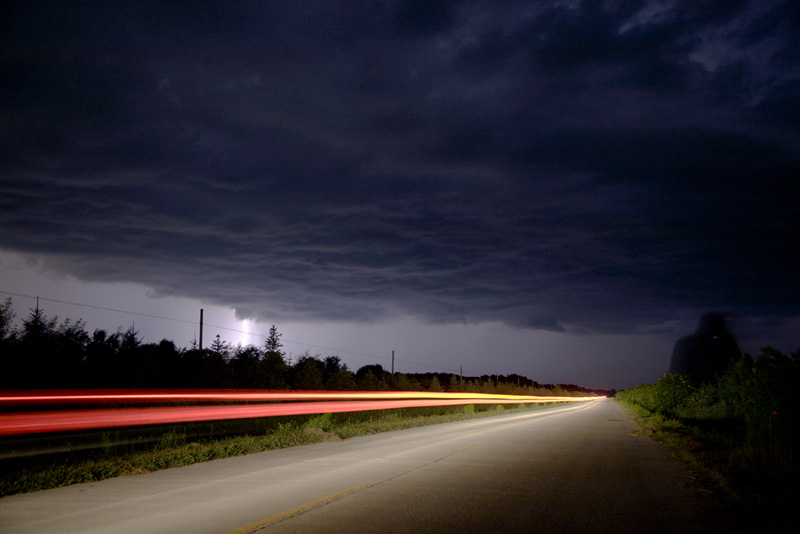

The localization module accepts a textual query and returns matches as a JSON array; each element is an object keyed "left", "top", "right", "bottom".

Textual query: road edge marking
[
  {"left": 459, "top": 439, "right": 488, "bottom": 451},
  {"left": 224, "top": 483, "right": 368, "bottom": 534}
]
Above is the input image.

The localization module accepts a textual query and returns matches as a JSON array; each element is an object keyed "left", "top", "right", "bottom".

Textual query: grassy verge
[
  {"left": 614, "top": 397, "right": 796, "bottom": 530},
  {"left": 615, "top": 398, "right": 735, "bottom": 497},
  {"left": 0, "top": 402, "right": 557, "bottom": 497}
]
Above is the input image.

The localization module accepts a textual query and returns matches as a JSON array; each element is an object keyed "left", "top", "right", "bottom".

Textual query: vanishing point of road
[{"left": 0, "top": 399, "right": 739, "bottom": 533}]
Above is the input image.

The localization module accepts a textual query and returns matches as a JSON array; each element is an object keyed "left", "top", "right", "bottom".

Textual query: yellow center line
[
  {"left": 460, "top": 439, "right": 488, "bottom": 451},
  {"left": 224, "top": 483, "right": 368, "bottom": 534}
]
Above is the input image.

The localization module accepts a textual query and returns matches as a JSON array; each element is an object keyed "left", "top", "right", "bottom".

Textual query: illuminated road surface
[{"left": 0, "top": 400, "right": 739, "bottom": 534}]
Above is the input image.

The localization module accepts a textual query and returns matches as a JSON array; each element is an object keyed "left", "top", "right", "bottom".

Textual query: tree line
[{"left": 0, "top": 298, "right": 600, "bottom": 395}]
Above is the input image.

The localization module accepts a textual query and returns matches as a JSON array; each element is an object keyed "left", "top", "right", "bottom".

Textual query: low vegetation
[
  {"left": 0, "top": 402, "right": 557, "bottom": 497},
  {"left": 615, "top": 347, "right": 799, "bottom": 529}
]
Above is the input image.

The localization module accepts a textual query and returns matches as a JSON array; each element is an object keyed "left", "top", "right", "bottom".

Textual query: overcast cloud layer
[{"left": 2, "top": 1, "right": 799, "bottom": 341}]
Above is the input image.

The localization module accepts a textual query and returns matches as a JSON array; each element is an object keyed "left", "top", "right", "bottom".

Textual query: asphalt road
[{"left": 0, "top": 399, "right": 739, "bottom": 533}]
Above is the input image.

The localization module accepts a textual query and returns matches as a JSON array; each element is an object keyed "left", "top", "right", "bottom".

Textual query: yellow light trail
[
  {"left": 0, "top": 389, "right": 604, "bottom": 436},
  {"left": 0, "top": 389, "right": 602, "bottom": 405}
]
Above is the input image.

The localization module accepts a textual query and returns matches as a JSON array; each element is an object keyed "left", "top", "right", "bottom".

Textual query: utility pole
[
  {"left": 391, "top": 350, "right": 395, "bottom": 375},
  {"left": 199, "top": 309, "right": 204, "bottom": 350}
]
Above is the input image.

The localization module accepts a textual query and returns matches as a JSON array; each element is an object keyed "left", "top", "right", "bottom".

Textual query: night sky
[{"left": 2, "top": 1, "right": 799, "bottom": 389}]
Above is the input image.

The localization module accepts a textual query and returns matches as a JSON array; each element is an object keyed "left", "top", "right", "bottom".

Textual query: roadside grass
[
  {"left": 0, "top": 402, "right": 556, "bottom": 497},
  {"left": 615, "top": 398, "right": 737, "bottom": 498},
  {"left": 615, "top": 397, "right": 797, "bottom": 530}
]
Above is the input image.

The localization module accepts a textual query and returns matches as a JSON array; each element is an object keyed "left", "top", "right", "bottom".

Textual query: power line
[
  {"left": 0, "top": 289, "right": 459, "bottom": 373},
  {"left": 0, "top": 290, "right": 197, "bottom": 325}
]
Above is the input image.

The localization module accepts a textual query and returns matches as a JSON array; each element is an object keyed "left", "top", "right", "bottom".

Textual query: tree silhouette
[
  {"left": 121, "top": 325, "right": 142, "bottom": 351},
  {"left": 20, "top": 303, "right": 60, "bottom": 387},
  {"left": 210, "top": 334, "right": 229, "bottom": 358},
  {"left": 392, "top": 373, "right": 422, "bottom": 391},
  {"left": 291, "top": 353, "right": 325, "bottom": 390},
  {"left": 356, "top": 365, "right": 391, "bottom": 390},
  {"left": 427, "top": 376, "right": 443, "bottom": 392},
  {"left": 52, "top": 318, "right": 90, "bottom": 387},
  {"left": 264, "top": 325, "right": 283, "bottom": 359},
  {"left": 85, "top": 329, "right": 122, "bottom": 387},
  {"left": 323, "top": 356, "right": 355, "bottom": 390},
  {"left": 22, "top": 302, "right": 55, "bottom": 344},
  {"left": 260, "top": 325, "right": 288, "bottom": 388},
  {"left": 230, "top": 345, "right": 264, "bottom": 388}
]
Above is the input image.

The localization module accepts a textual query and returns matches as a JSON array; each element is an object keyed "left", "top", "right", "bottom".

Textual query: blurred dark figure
[{"left": 669, "top": 312, "right": 741, "bottom": 383}]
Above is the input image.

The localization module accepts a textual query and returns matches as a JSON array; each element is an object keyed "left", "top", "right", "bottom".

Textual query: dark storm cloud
[{"left": 1, "top": 0, "right": 798, "bottom": 334}]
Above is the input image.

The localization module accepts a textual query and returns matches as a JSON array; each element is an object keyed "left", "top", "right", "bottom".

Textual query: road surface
[{"left": 0, "top": 399, "right": 738, "bottom": 533}]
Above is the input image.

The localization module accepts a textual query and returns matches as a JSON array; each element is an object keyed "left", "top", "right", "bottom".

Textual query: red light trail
[
  {"left": 0, "top": 389, "right": 599, "bottom": 405},
  {"left": 0, "top": 390, "right": 602, "bottom": 436}
]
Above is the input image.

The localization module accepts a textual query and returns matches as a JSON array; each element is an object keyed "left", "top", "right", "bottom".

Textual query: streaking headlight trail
[{"left": 0, "top": 389, "right": 603, "bottom": 436}]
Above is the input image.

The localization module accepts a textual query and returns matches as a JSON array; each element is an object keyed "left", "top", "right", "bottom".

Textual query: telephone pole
[{"left": 199, "top": 309, "right": 204, "bottom": 350}]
